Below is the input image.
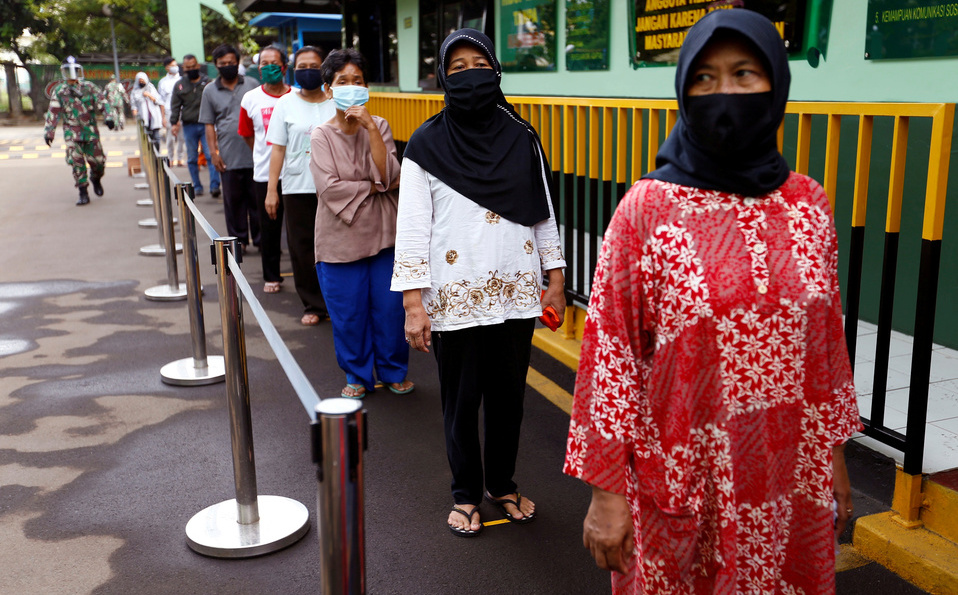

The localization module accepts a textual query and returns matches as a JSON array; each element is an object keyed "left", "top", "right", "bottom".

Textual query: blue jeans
[
  {"left": 182, "top": 122, "right": 220, "bottom": 193},
  {"left": 317, "top": 248, "right": 408, "bottom": 391}
]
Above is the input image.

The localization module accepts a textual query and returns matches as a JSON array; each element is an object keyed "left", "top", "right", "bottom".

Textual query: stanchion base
[
  {"left": 139, "top": 243, "right": 183, "bottom": 256},
  {"left": 145, "top": 284, "right": 188, "bottom": 301},
  {"left": 185, "top": 496, "right": 310, "bottom": 558},
  {"left": 139, "top": 218, "right": 158, "bottom": 228},
  {"left": 161, "top": 356, "right": 226, "bottom": 386},
  {"left": 134, "top": 182, "right": 150, "bottom": 189},
  {"left": 137, "top": 199, "right": 155, "bottom": 207}
]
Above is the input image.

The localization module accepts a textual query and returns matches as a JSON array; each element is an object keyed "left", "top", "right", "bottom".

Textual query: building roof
[
  {"left": 248, "top": 12, "right": 342, "bottom": 30},
  {"left": 229, "top": 0, "right": 340, "bottom": 14}
]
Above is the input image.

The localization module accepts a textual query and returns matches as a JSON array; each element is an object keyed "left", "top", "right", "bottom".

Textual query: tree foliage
[{"left": 2, "top": 0, "right": 259, "bottom": 65}]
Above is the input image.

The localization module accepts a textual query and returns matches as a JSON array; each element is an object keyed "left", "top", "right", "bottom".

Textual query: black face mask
[
  {"left": 217, "top": 64, "right": 239, "bottom": 81},
  {"left": 443, "top": 68, "right": 499, "bottom": 117},
  {"left": 294, "top": 68, "right": 324, "bottom": 91},
  {"left": 137, "top": 81, "right": 146, "bottom": 88},
  {"left": 185, "top": 68, "right": 201, "bottom": 81},
  {"left": 684, "top": 92, "right": 775, "bottom": 158}
]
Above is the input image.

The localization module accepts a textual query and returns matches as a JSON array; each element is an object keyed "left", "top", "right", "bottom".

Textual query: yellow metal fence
[{"left": 369, "top": 91, "right": 956, "bottom": 479}]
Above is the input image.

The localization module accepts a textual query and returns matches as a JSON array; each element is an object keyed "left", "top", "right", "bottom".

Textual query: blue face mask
[{"left": 332, "top": 85, "right": 369, "bottom": 111}]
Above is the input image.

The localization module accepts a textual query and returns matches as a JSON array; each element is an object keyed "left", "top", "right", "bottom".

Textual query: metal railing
[
  {"left": 369, "top": 92, "right": 956, "bottom": 489},
  {"left": 133, "top": 122, "right": 367, "bottom": 589}
]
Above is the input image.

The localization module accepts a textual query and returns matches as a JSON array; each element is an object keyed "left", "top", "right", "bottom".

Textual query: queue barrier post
[
  {"left": 160, "top": 182, "right": 225, "bottom": 385},
  {"left": 134, "top": 123, "right": 154, "bottom": 207},
  {"left": 139, "top": 138, "right": 169, "bottom": 256},
  {"left": 185, "top": 236, "right": 309, "bottom": 557},
  {"left": 312, "top": 398, "right": 367, "bottom": 594},
  {"left": 145, "top": 156, "right": 186, "bottom": 301}
]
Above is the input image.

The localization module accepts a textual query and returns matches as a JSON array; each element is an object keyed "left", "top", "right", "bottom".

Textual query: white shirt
[
  {"left": 391, "top": 158, "right": 566, "bottom": 332},
  {"left": 265, "top": 90, "right": 337, "bottom": 195},
  {"left": 238, "top": 85, "right": 290, "bottom": 182},
  {"left": 157, "top": 72, "right": 180, "bottom": 112}
]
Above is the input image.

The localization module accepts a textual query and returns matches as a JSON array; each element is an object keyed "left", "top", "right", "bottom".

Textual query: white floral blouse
[{"left": 391, "top": 157, "right": 566, "bottom": 332}]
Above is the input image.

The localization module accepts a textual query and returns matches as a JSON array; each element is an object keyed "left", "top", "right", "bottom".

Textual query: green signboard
[
  {"left": 865, "top": 0, "right": 958, "bottom": 59},
  {"left": 629, "top": 1, "right": 809, "bottom": 66},
  {"left": 566, "top": 0, "right": 611, "bottom": 71},
  {"left": 500, "top": 0, "right": 558, "bottom": 72}
]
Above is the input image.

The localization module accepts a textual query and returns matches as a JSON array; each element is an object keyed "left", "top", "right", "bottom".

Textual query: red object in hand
[{"left": 539, "top": 291, "right": 561, "bottom": 331}]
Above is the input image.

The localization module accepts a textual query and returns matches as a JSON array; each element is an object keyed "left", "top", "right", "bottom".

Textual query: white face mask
[{"left": 168, "top": 66, "right": 179, "bottom": 75}]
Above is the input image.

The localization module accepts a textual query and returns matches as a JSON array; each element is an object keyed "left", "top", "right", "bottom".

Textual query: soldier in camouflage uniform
[
  {"left": 104, "top": 75, "right": 130, "bottom": 130},
  {"left": 43, "top": 57, "right": 115, "bottom": 206}
]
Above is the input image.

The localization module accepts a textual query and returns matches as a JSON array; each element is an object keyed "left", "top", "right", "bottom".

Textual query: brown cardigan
[{"left": 309, "top": 115, "right": 400, "bottom": 263}]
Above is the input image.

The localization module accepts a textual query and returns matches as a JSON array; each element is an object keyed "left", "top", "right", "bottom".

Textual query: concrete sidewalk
[{"left": 0, "top": 122, "right": 932, "bottom": 594}]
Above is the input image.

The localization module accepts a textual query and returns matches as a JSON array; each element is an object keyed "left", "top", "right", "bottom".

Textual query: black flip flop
[
  {"left": 448, "top": 505, "right": 482, "bottom": 538},
  {"left": 484, "top": 491, "right": 536, "bottom": 524}
]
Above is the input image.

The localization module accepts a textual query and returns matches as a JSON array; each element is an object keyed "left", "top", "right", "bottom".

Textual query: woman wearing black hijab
[
  {"left": 391, "top": 29, "right": 567, "bottom": 537},
  {"left": 564, "top": 10, "right": 861, "bottom": 593}
]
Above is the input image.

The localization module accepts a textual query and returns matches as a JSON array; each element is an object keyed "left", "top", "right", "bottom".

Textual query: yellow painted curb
[
  {"left": 922, "top": 479, "right": 958, "bottom": 545},
  {"left": 531, "top": 328, "right": 581, "bottom": 372},
  {"left": 854, "top": 511, "right": 958, "bottom": 594}
]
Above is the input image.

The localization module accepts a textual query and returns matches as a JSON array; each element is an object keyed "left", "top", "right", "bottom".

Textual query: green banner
[
  {"left": 629, "top": 1, "right": 809, "bottom": 67},
  {"left": 566, "top": 0, "right": 611, "bottom": 71},
  {"left": 500, "top": 0, "right": 558, "bottom": 72},
  {"left": 866, "top": 0, "right": 958, "bottom": 59}
]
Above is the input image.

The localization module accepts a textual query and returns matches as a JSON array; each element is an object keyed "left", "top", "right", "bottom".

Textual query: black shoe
[
  {"left": 211, "top": 188, "right": 221, "bottom": 198},
  {"left": 195, "top": 188, "right": 205, "bottom": 197},
  {"left": 76, "top": 185, "right": 90, "bottom": 206},
  {"left": 92, "top": 177, "right": 104, "bottom": 196}
]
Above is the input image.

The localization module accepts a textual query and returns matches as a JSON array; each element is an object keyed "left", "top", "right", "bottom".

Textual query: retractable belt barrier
[{"left": 134, "top": 123, "right": 367, "bottom": 583}]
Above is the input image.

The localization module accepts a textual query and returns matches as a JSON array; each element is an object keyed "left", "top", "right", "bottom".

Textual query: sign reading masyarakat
[
  {"left": 631, "top": 1, "right": 807, "bottom": 66},
  {"left": 866, "top": 0, "right": 958, "bottom": 59}
]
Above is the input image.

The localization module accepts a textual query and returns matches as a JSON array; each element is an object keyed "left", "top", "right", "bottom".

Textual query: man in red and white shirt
[{"left": 239, "top": 45, "right": 291, "bottom": 294}]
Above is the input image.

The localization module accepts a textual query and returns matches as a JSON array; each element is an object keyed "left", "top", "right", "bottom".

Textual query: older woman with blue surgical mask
[{"left": 308, "top": 48, "right": 413, "bottom": 400}]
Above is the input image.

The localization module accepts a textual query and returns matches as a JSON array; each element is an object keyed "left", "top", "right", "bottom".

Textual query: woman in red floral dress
[{"left": 564, "top": 9, "right": 862, "bottom": 594}]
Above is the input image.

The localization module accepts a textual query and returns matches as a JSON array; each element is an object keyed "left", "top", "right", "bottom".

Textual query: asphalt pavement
[{"left": 0, "top": 121, "right": 929, "bottom": 594}]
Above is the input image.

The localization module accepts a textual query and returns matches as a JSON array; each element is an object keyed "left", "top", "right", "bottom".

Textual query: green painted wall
[
  {"left": 396, "top": 0, "right": 957, "bottom": 102},
  {"left": 167, "top": 0, "right": 234, "bottom": 63}
]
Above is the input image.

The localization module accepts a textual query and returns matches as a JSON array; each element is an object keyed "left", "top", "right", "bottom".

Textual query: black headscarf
[
  {"left": 644, "top": 9, "right": 791, "bottom": 197},
  {"left": 402, "top": 29, "right": 552, "bottom": 226}
]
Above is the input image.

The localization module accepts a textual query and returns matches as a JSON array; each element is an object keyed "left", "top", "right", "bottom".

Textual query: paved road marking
[
  {"left": 527, "top": 366, "right": 572, "bottom": 414},
  {"left": 22, "top": 154, "right": 38, "bottom": 159}
]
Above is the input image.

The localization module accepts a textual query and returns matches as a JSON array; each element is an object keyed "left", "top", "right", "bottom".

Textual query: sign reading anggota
[
  {"left": 866, "top": 0, "right": 958, "bottom": 59},
  {"left": 631, "top": 1, "right": 807, "bottom": 65}
]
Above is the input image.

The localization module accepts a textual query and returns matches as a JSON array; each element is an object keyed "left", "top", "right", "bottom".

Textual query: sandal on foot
[
  {"left": 264, "top": 281, "right": 282, "bottom": 293},
  {"left": 387, "top": 380, "right": 415, "bottom": 395},
  {"left": 341, "top": 383, "right": 366, "bottom": 399},
  {"left": 484, "top": 491, "right": 536, "bottom": 524},
  {"left": 301, "top": 313, "right": 321, "bottom": 326},
  {"left": 448, "top": 506, "right": 482, "bottom": 538}
]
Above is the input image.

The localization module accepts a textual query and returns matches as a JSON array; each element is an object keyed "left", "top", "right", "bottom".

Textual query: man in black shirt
[{"left": 169, "top": 54, "right": 221, "bottom": 197}]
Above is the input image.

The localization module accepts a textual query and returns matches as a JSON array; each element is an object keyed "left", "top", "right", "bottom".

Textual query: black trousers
[
  {"left": 432, "top": 318, "right": 536, "bottom": 505},
  {"left": 219, "top": 168, "right": 259, "bottom": 246},
  {"left": 252, "top": 180, "right": 284, "bottom": 283},
  {"left": 284, "top": 192, "right": 327, "bottom": 316}
]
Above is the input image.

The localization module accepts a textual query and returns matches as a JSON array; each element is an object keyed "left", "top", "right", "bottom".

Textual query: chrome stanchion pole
[
  {"left": 185, "top": 237, "right": 309, "bottom": 558},
  {"left": 161, "top": 183, "right": 225, "bottom": 385},
  {"left": 145, "top": 157, "right": 187, "bottom": 301},
  {"left": 313, "top": 398, "right": 367, "bottom": 595},
  {"left": 134, "top": 123, "right": 154, "bottom": 207},
  {"left": 140, "top": 141, "right": 167, "bottom": 255}
]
